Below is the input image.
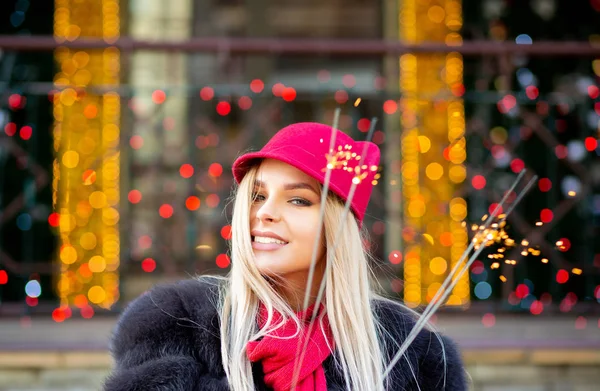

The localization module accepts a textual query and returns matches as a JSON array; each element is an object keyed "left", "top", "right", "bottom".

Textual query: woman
[{"left": 104, "top": 122, "right": 468, "bottom": 390}]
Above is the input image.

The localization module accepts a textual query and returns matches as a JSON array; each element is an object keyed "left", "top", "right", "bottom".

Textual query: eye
[
  {"left": 290, "top": 198, "right": 312, "bottom": 207},
  {"left": 252, "top": 192, "right": 266, "bottom": 202}
]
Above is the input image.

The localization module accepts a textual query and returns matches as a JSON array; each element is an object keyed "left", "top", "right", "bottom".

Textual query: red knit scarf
[{"left": 246, "top": 302, "right": 335, "bottom": 391}]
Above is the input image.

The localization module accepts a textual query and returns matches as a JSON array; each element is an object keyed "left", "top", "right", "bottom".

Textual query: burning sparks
[
  {"left": 324, "top": 145, "right": 379, "bottom": 185},
  {"left": 354, "top": 98, "right": 362, "bottom": 107}
]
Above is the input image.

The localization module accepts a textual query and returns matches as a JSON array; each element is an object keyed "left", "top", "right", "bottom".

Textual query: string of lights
[
  {"left": 51, "top": 0, "right": 120, "bottom": 320},
  {"left": 400, "top": 0, "right": 469, "bottom": 308}
]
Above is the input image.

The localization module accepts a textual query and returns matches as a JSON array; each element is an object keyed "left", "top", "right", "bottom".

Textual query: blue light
[
  {"left": 10, "top": 11, "right": 25, "bottom": 28},
  {"left": 515, "top": 34, "right": 533, "bottom": 45},
  {"left": 25, "top": 280, "right": 41, "bottom": 298},
  {"left": 520, "top": 295, "right": 534, "bottom": 310},
  {"left": 516, "top": 68, "right": 535, "bottom": 87},
  {"left": 16, "top": 213, "right": 32, "bottom": 231},
  {"left": 474, "top": 281, "right": 492, "bottom": 300},
  {"left": 523, "top": 278, "right": 535, "bottom": 292}
]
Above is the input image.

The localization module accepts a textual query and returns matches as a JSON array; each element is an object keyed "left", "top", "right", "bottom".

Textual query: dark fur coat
[{"left": 104, "top": 278, "right": 467, "bottom": 390}]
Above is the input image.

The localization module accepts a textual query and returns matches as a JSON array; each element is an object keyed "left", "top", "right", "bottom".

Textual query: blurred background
[{"left": 0, "top": 0, "right": 599, "bottom": 390}]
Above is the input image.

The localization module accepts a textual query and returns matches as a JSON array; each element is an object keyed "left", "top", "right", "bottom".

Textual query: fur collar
[{"left": 104, "top": 278, "right": 467, "bottom": 390}]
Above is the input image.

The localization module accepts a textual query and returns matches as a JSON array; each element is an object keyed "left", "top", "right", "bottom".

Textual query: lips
[{"left": 251, "top": 230, "right": 289, "bottom": 251}]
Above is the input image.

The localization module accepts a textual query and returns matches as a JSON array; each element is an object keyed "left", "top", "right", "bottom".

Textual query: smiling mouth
[
  {"left": 251, "top": 236, "right": 289, "bottom": 251},
  {"left": 252, "top": 236, "right": 288, "bottom": 245}
]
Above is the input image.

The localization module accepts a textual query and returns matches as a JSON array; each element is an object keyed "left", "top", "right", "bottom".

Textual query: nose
[{"left": 255, "top": 198, "right": 281, "bottom": 223}]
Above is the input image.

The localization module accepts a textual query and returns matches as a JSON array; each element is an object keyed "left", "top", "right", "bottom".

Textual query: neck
[{"left": 273, "top": 259, "right": 326, "bottom": 312}]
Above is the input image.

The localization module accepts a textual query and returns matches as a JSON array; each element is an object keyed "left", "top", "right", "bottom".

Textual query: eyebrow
[{"left": 253, "top": 179, "right": 319, "bottom": 195}]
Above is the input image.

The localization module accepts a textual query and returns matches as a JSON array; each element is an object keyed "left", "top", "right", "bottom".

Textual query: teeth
[{"left": 254, "top": 236, "right": 286, "bottom": 245}]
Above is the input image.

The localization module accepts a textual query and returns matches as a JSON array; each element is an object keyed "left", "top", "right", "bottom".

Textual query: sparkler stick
[
  {"left": 290, "top": 117, "right": 378, "bottom": 390},
  {"left": 382, "top": 172, "right": 537, "bottom": 382},
  {"left": 289, "top": 109, "right": 340, "bottom": 390}
]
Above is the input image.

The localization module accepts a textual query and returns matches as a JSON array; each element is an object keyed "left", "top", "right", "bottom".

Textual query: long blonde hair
[{"left": 205, "top": 163, "right": 426, "bottom": 390}]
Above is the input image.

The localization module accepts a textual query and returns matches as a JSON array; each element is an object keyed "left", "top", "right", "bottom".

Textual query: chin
[{"left": 254, "top": 255, "right": 302, "bottom": 277}]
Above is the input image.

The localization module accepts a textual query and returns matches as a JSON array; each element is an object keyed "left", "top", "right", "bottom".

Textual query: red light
[
  {"left": 317, "top": 70, "right": 330, "bottom": 83},
  {"left": 185, "top": 196, "right": 201, "bottom": 211},
  {"left": 595, "top": 102, "right": 600, "bottom": 115},
  {"left": 200, "top": 87, "right": 214, "bottom": 101},
  {"left": 497, "top": 94, "right": 517, "bottom": 113},
  {"left": 138, "top": 235, "right": 152, "bottom": 249},
  {"left": 510, "top": 158, "right": 525, "bottom": 173},
  {"left": 208, "top": 163, "right": 223, "bottom": 177},
  {"left": 216, "top": 101, "right": 231, "bottom": 116},
  {"left": 525, "top": 86, "right": 539, "bottom": 100},
  {"left": 8, "top": 94, "right": 24, "bottom": 110},
  {"left": 488, "top": 203, "right": 504, "bottom": 215},
  {"left": 383, "top": 100, "right": 398, "bottom": 114},
  {"left": 470, "top": 260, "right": 484, "bottom": 274},
  {"left": 540, "top": 208, "right": 553, "bottom": 223},
  {"left": 206, "top": 194, "right": 220, "bottom": 208},
  {"left": 555, "top": 145, "right": 568, "bottom": 159},
  {"left": 250, "top": 79, "right": 264, "bottom": 93},
  {"left": 238, "top": 96, "right": 252, "bottom": 110},
  {"left": 159, "top": 204, "right": 173, "bottom": 218},
  {"left": 272, "top": 83, "right": 285, "bottom": 97},
  {"left": 151, "top": 90, "right": 166, "bottom": 104},
  {"left": 48, "top": 212, "right": 60, "bottom": 227},
  {"left": 52, "top": 308, "right": 67, "bottom": 323},
  {"left": 342, "top": 74, "right": 356, "bottom": 88},
  {"left": 357, "top": 118, "right": 371, "bottom": 133},
  {"left": 451, "top": 83, "right": 465, "bottom": 97},
  {"left": 82, "top": 169, "right": 96, "bottom": 185},
  {"left": 594, "top": 285, "right": 600, "bottom": 299},
  {"left": 530, "top": 300, "right": 543, "bottom": 315},
  {"left": 557, "top": 237, "right": 571, "bottom": 252},
  {"left": 26, "top": 296, "right": 38, "bottom": 307},
  {"left": 334, "top": 90, "right": 348, "bottom": 104},
  {"left": 373, "top": 131, "right": 385, "bottom": 145},
  {"left": 388, "top": 250, "right": 402, "bottom": 264},
  {"left": 491, "top": 145, "right": 506, "bottom": 159},
  {"left": 19, "top": 126, "right": 32, "bottom": 140},
  {"left": 281, "top": 87, "right": 296, "bottom": 102},
  {"left": 538, "top": 178, "right": 552, "bottom": 192},
  {"left": 74, "top": 295, "right": 88, "bottom": 308},
  {"left": 585, "top": 137, "right": 598, "bottom": 151},
  {"left": 81, "top": 305, "right": 94, "bottom": 319},
  {"left": 128, "top": 190, "right": 142, "bottom": 204},
  {"left": 130, "top": 135, "right": 144, "bottom": 150},
  {"left": 221, "top": 225, "right": 232, "bottom": 240},
  {"left": 78, "top": 264, "right": 92, "bottom": 278},
  {"left": 471, "top": 175, "right": 486, "bottom": 190},
  {"left": 216, "top": 254, "right": 231, "bottom": 268},
  {"left": 481, "top": 313, "right": 495, "bottom": 328},
  {"left": 515, "top": 284, "right": 530, "bottom": 299},
  {"left": 588, "top": 85, "right": 600, "bottom": 99},
  {"left": 141, "top": 258, "right": 156, "bottom": 272},
  {"left": 0, "top": 270, "right": 7, "bottom": 285},
  {"left": 556, "top": 269, "right": 569, "bottom": 284},
  {"left": 4, "top": 122, "right": 17, "bottom": 136},
  {"left": 180, "top": 164, "right": 194, "bottom": 178}
]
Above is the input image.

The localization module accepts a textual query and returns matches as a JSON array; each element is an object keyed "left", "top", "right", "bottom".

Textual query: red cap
[{"left": 232, "top": 122, "right": 380, "bottom": 224}]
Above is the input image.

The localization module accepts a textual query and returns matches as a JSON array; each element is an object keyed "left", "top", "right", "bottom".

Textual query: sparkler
[{"left": 381, "top": 171, "right": 538, "bottom": 383}]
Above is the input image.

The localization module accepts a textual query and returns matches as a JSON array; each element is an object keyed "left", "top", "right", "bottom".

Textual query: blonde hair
[{"left": 204, "top": 163, "right": 431, "bottom": 390}]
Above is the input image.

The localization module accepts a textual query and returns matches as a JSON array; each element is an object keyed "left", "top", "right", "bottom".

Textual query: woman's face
[{"left": 249, "top": 159, "right": 326, "bottom": 279}]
